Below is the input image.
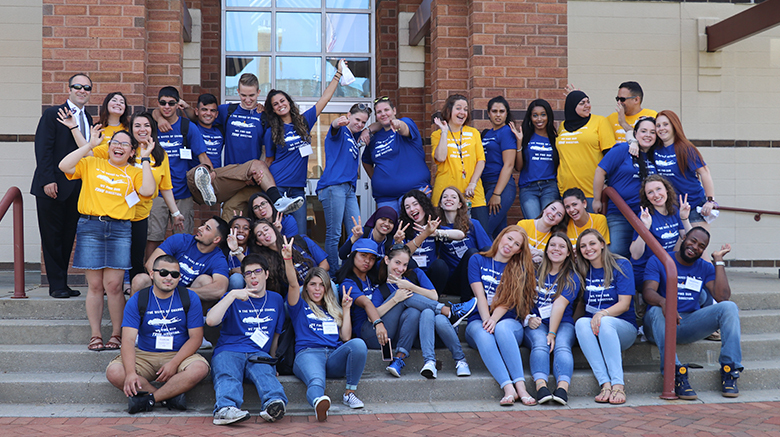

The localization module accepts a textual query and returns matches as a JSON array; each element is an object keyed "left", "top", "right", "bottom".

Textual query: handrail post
[{"left": 0, "top": 187, "right": 26, "bottom": 298}]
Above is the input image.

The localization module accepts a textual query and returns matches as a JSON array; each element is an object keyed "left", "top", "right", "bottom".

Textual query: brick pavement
[{"left": 2, "top": 402, "right": 780, "bottom": 436}]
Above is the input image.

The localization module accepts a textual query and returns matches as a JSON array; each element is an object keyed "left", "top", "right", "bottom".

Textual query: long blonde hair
[
  {"left": 575, "top": 229, "right": 627, "bottom": 288},
  {"left": 302, "top": 268, "right": 343, "bottom": 326},
  {"left": 537, "top": 232, "right": 581, "bottom": 301},
  {"left": 483, "top": 226, "right": 537, "bottom": 318}
]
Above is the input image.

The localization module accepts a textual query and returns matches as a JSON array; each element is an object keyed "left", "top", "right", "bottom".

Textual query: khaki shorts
[
  {"left": 108, "top": 348, "right": 209, "bottom": 381},
  {"left": 147, "top": 196, "right": 194, "bottom": 241}
]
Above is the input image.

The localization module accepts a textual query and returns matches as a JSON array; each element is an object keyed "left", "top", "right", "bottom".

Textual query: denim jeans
[
  {"left": 212, "top": 350, "right": 287, "bottom": 414},
  {"left": 292, "top": 339, "right": 368, "bottom": 406},
  {"left": 278, "top": 186, "right": 307, "bottom": 235},
  {"left": 518, "top": 179, "right": 559, "bottom": 220},
  {"left": 483, "top": 177, "right": 517, "bottom": 239},
  {"left": 228, "top": 272, "right": 244, "bottom": 292},
  {"left": 420, "top": 308, "right": 465, "bottom": 363},
  {"left": 360, "top": 301, "right": 420, "bottom": 358},
  {"left": 523, "top": 322, "right": 575, "bottom": 384},
  {"left": 470, "top": 206, "right": 489, "bottom": 235},
  {"left": 575, "top": 316, "right": 636, "bottom": 386},
  {"left": 644, "top": 302, "right": 742, "bottom": 372},
  {"left": 318, "top": 183, "right": 360, "bottom": 271},
  {"left": 465, "top": 318, "right": 526, "bottom": 388},
  {"left": 607, "top": 213, "right": 633, "bottom": 259}
]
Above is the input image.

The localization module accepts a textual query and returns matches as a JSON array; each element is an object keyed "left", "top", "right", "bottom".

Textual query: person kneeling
[
  {"left": 105, "top": 255, "right": 210, "bottom": 414},
  {"left": 206, "top": 254, "right": 289, "bottom": 425},
  {"left": 642, "top": 227, "right": 741, "bottom": 399}
]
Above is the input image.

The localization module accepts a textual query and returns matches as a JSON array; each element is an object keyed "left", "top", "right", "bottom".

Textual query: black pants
[
  {"left": 425, "top": 248, "right": 479, "bottom": 302},
  {"left": 129, "top": 218, "right": 149, "bottom": 282},
  {"left": 36, "top": 191, "right": 79, "bottom": 293}
]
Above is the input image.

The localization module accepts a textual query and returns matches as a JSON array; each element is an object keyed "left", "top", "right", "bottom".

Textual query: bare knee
[
  {"left": 131, "top": 274, "right": 152, "bottom": 295},
  {"left": 106, "top": 363, "right": 126, "bottom": 388}
]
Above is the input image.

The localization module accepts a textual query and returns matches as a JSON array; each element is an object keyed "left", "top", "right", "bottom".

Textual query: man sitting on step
[
  {"left": 641, "top": 226, "right": 742, "bottom": 400},
  {"left": 106, "top": 254, "right": 210, "bottom": 414}
]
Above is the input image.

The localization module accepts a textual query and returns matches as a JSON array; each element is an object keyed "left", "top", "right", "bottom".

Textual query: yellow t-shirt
[
  {"left": 556, "top": 114, "right": 616, "bottom": 198},
  {"left": 517, "top": 219, "right": 552, "bottom": 250},
  {"left": 566, "top": 213, "right": 610, "bottom": 246},
  {"left": 431, "top": 126, "right": 486, "bottom": 207},
  {"left": 96, "top": 125, "right": 127, "bottom": 149},
  {"left": 606, "top": 108, "right": 657, "bottom": 143},
  {"left": 66, "top": 156, "right": 147, "bottom": 220},
  {"left": 94, "top": 145, "right": 174, "bottom": 221}
]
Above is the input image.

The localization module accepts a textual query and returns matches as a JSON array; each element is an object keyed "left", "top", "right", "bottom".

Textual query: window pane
[
  {"left": 277, "top": 57, "right": 322, "bottom": 97},
  {"left": 226, "top": 56, "right": 272, "bottom": 96},
  {"left": 276, "top": 0, "right": 319, "bottom": 8},
  {"left": 276, "top": 13, "right": 321, "bottom": 52},
  {"left": 326, "top": 14, "right": 369, "bottom": 53},
  {"left": 226, "top": 12, "right": 272, "bottom": 52},
  {"left": 226, "top": 0, "right": 272, "bottom": 6},
  {"left": 326, "top": 57, "right": 371, "bottom": 98},
  {"left": 308, "top": 113, "right": 340, "bottom": 179},
  {"left": 326, "top": 0, "right": 370, "bottom": 9}
]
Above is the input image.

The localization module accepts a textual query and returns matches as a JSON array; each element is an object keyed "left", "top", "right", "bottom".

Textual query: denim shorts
[{"left": 73, "top": 215, "right": 132, "bottom": 270}]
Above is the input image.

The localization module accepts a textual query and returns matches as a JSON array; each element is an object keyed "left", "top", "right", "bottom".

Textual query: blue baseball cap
[{"left": 352, "top": 238, "right": 379, "bottom": 256}]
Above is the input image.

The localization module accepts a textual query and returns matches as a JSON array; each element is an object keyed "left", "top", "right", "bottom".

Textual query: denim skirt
[{"left": 73, "top": 215, "right": 132, "bottom": 270}]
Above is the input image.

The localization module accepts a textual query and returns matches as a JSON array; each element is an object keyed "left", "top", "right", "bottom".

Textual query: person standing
[{"left": 606, "top": 81, "right": 656, "bottom": 144}]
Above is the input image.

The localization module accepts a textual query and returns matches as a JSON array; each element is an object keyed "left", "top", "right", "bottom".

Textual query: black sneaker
[
  {"left": 552, "top": 387, "right": 568, "bottom": 405},
  {"left": 675, "top": 364, "right": 698, "bottom": 400},
  {"left": 128, "top": 391, "right": 155, "bottom": 414},
  {"left": 259, "top": 399, "right": 286, "bottom": 422},
  {"left": 162, "top": 393, "right": 187, "bottom": 411},
  {"left": 536, "top": 386, "right": 553, "bottom": 404},
  {"left": 721, "top": 363, "right": 741, "bottom": 398}
]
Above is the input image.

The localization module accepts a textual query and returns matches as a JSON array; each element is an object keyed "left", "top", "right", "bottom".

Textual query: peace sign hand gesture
[
  {"left": 350, "top": 215, "right": 363, "bottom": 242},
  {"left": 341, "top": 286, "right": 353, "bottom": 309},
  {"left": 281, "top": 235, "right": 294, "bottom": 261},
  {"left": 639, "top": 206, "right": 652, "bottom": 229}
]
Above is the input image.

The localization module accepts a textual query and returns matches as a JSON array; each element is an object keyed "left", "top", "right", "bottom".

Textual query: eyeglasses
[
  {"left": 153, "top": 269, "right": 181, "bottom": 278},
  {"left": 252, "top": 201, "right": 270, "bottom": 210},
  {"left": 159, "top": 100, "right": 178, "bottom": 107},
  {"left": 70, "top": 84, "right": 92, "bottom": 92},
  {"left": 615, "top": 96, "right": 638, "bottom": 103},
  {"left": 373, "top": 96, "right": 390, "bottom": 105},
  {"left": 108, "top": 140, "right": 132, "bottom": 148},
  {"left": 243, "top": 268, "right": 264, "bottom": 278}
]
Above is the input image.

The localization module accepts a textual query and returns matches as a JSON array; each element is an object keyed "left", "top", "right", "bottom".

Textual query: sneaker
[
  {"left": 386, "top": 356, "right": 405, "bottom": 377},
  {"left": 194, "top": 167, "right": 217, "bottom": 206},
  {"left": 162, "top": 393, "right": 187, "bottom": 411},
  {"left": 721, "top": 363, "right": 741, "bottom": 398},
  {"left": 128, "top": 391, "right": 155, "bottom": 414},
  {"left": 552, "top": 387, "right": 568, "bottom": 405},
  {"left": 200, "top": 337, "right": 213, "bottom": 350},
  {"left": 536, "top": 386, "right": 553, "bottom": 404},
  {"left": 420, "top": 360, "right": 438, "bottom": 379},
  {"left": 314, "top": 395, "right": 330, "bottom": 422},
  {"left": 213, "top": 406, "right": 250, "bottom": 425},
  {"left": 675, "top": 364, "right": 698, "bottom": 400},
  {"left": 274, "top": 193, "right": 304, "bottom": 215},
  {"left": 449, "top": 298, "right": 477, "bottom": 327},
  {"left": 342, "top": 392, "right": 364, "bottom": 409},
  {"left": 455, "top": 359, "right": 471, "bottom": 377},
  {"left": 259, "top": 399, "right": 286, "bottom": 422}
]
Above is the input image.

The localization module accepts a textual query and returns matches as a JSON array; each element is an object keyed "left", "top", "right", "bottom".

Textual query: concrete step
[{"left": 0, "top": 295, "right": 110, "bottom": 320}]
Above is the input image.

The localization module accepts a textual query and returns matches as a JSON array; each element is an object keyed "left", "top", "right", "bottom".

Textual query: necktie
[{"left": 79, "top": 110, "right": 87, "bottom": 140}]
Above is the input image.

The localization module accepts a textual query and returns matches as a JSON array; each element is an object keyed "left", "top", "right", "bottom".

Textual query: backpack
[
  {"left": 137, "top": 285, "right": 192, "bottom": 328},
  {"left": 180, "top": 117, "right": 190, "bottom": 150},
  {"left": 274, "top": 317, "right": 296, "bottom": 375},
  {"left": 217, "top": 102, "right": 240, "bottom": 138}
]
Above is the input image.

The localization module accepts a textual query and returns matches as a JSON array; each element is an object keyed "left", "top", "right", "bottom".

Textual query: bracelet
[
  {"left": 492, "top": 192, "right": 502, "bottom": 197},
  {"left": 230, "top": 249, "right": 243, "bottom": 257},
  {"left": 547, "top": 331, "right": 556, "bottom": 337},
  {"left": 681, "top": 217, "right": 689, "bottom": 221},
  {"left": 715, "top": 261, "right": 726, "bottom": 266},
  {"left": 372, "top": 318, "right": 384, "bottom": 328},
  {"left": 69, "top": 126, "right": 77, "bottom": 131},
  {"left": 141, "top": 157, "right": 151, "bottom": 163},
  {"left": 171, "top": 210, "right": 182, "bottom": 218},
  {"left": 602, "top": 309, "right": 610, "bottom": 316}
]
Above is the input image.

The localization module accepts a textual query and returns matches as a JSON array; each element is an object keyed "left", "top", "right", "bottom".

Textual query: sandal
[
  {"left": 609, "top": 388, "right": 626, "bottom": 405},
  {"left": 88, "top": 336, "right": 105, "bottom": 351},
  {"left": 499, "top": 395, "right": 515, "bottom": 406},
  {"left": 595, "top": 386, "right": 612, "bottom": 403},
  {"left": 705, "top": 330, "right": 721, "bottom": 341},
  {"left": 104, "top": 335, "right": 122, "bottom": 350},
  {"left": 519, "top": 396, "right": 537, "bottom": 406}
]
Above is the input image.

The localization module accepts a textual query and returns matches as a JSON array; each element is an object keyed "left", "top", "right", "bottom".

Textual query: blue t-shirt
[
  {"left": 466, "top": 254, "right": 517, "bottom": 323},
  {"left": 317, "top": 125, "right": 360, "bottom": 192},
  {"left": 340, "top": 275, "right": 379, "bottom": 338},
  {"left": 534, "top": 272, "right": 580, "bottom": 326},
  {"left": 227, "top": 247, "right": 249, "bottom": 272},
  {"left": 644, "top": 254, "right": 715, "bottom": 313},
  {"left": 481, "top": 124, "right": 516, "bottom": 182},
  {"left": 213, "top": 291, "right": 285, "bottom": 356},
  {"left": 408, "top": 232, "right": 437, "bottom": 271},
  {"left": 288, "top": 297, "right": 342, "bottom": 353},
  {"left": 582, "top": 258, "right": 636, "bottom": 327},
  {"left": 122, "top": 287, "right": 204, "bottom": 353},
  {"left": 199, "top": 124, "right": 224, "bottom": 169},
  {"left": 517, "top": 133, "right": 556, "bottom": 187},
  {"left": 382, "top": 268, "right": 436, "bottom": 300},
  {"left": 279, "top": 215, "right": 298, "bottom": 238},
  {"left": 631, "top": 210, "right": 684, "bottom": 284},
  {"left": 292, "top": 236, "right": 328, "bottom": 285},
  {"left": 653, "top": 143, "right": 707, "bottom": 208},
  {"left": 439, "top": 220, "right": 492, "bottom": 272},
  {"left": 266, "top": 107, "right": 318, "bottom": 187},
  {"left": 216, "top": 104, "right": 266, "bottom": 165},
  {"left": 158, "top": 118, "right": 206, "bottom": 199},
  {"left": 363, "top": 117, "right": 431, "bottom": 203},
  {"left": 597, "top": 143, "right": 656, "bottom": 215},
  {"left": 158, "top": 234, "right": 230, "bottom": 286}
]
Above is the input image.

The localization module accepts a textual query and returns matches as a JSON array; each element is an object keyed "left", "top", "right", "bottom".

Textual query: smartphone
[
  {"left": 381, "top": 338, "right": 393, "bottom": 362},
  {"left": 248, "top": 355, "right": 278, "bottom": 365}
]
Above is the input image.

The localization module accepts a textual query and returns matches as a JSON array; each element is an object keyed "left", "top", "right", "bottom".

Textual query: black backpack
[{"left": 274, "top": 317, "right": 296, "bottom": 375}]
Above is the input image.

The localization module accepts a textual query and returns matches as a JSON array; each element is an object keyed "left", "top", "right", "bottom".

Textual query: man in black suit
[{"left": 31, "top": 73, "right": 93, "bottom": 298}]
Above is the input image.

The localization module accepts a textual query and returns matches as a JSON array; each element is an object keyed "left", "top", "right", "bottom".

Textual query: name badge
[
  {"left": 155, "top": 335, "right": 174, "bottom": 350},
  {"left": 299, "top": 143, "right": 313, "bottom": 157},
  {"left": 251, "top": 328, "right": 269, "bottom": 348},
  {"left": 412, "top": 254, "right": 428, "bottom": 268},
  {"left": 538, "top": 304, "right": 553, "bottom": 320},
  {"left": 585, "top": 304, "right": 601, "bottom": 315},
  {"left": 322, "top": 321, "right": 338, "bottom": 335},
  {"left": 454, "top": 243, "right": 468, "bottom": 258},
  {"left": 180, "top": 148, "right": 193, "bottom": 160},
  {"left": 125, "top": 191, "right": 140, "bottom": 208},
  {"left": 684, "top": 276, "right": 703, "bottom": 292}
]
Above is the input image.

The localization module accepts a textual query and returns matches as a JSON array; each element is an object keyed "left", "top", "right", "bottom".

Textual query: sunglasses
[
  {"left": 243, "top": 268, "right": 265, "bottom": 278},
  {"left": 153, "top": 268, "right": 181, "bottom": 278},
  {"left": 615, "top": 96, "right": 637, "bottom": 103},
  {"left": 159, "top": 100, "right": 178, "bottom": 107},
  {"left": 373, "top": 96, "right": 390, "bottom": 105},
  {"left": 70, "top": 84, "right": 92, "bottom": 92}
]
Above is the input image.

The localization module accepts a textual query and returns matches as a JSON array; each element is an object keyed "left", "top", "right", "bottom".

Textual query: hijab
[{"left": 563, "top": 90, "right": 590, "bottom": 133}]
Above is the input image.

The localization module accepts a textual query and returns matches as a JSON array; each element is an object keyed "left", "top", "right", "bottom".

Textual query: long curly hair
[
  {"left": 437, "top": 186, "right": 471, "bottom": 234},
  {"left": 264, "top": 89, "right": 311, "bottom": 148},
  {"left": 575, "top": 229, "right": 627, "bottom": 289},
  {"left": 302, "top": 268, "right": 343, "bottom": 327},
  {"left": 521, "top": 99, "right": 558, "bottom": 168},
  {"left": 129, "top": 112, "right": 164, "bottom": 167},
  {"left": 249, "top": 219, "right": 314, "bottom": 287},
  {"left": 482, "top": 225, "right": 537, "bottom": 318},
  {"left": 245, "top": 191, "right": 282, "bottom": 223},
  {"left": 98, "top": 91, "right": 131, "bottom": 130},
  {"left": 536, "top": 232, "right": 581, "bottom": 301},
  {"left": 640, "top": 174, "right": 679, "bottom": 216},
  {"left": 399, "top": 190, "right": 438, "bottom": 240},
  {"left": 655, "top": 110, "right": 705, "bottom": 180},
  {"left": 377, "top": 245, "right": 413, "bottom": 285}
]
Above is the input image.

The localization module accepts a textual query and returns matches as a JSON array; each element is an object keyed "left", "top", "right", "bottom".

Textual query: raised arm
[
  {"left": 315, "top": 59, "right": 345, "bottom": 116},
  {"left": 282, "top": 236, "right": 302, "bottom": 306}
]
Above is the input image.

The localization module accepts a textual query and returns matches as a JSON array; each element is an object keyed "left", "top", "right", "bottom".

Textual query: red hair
[{"left": 656, "top": 110, "right": 704, "bottom": 179}]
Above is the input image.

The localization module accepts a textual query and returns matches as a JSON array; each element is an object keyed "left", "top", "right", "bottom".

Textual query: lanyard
[
  {"left": 247, "top": 293, "right": 268, "bottom": 326},
  {"left": 151, "top": 286, "right": 175, "bottom": 321},
  {"left": 448, "top": 129, "right": 467, "bottom": 179}
]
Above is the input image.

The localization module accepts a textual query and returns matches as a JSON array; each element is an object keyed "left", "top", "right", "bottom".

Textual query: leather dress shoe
[
  {"left": 67, "top": 287, "right": 81, "bottom": 297},
  {"left": 50, "top": 289, "right": 70, "bottom": 299}
]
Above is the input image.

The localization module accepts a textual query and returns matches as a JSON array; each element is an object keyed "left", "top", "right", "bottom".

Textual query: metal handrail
[
  {"left": 601, "top": 187, "right": 678, "bottom": 399},
  {"left": 0, "top": 187, "right": 25, "bottom": 298},
  {"left": 715, "top": 205, "right": 780, "bottom": 222}
]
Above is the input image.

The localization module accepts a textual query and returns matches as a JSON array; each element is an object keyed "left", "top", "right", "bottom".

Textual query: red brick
[
  {"left": 123, "top": 5, "right": 146, "bottom": 16},
  {"left": 482, "top": 2, "right": 505, "bottom": 13},
  {"left": 506, "top": 67, "right": 537, "bottom": 77},
  {"left": 53, "top": 5, "right": 87, "bottom": 15},
  {"left": 121, "top": 72, "right": 145, "bottom": 83},
  {"left": 527, "top": 35, "right": 557, "bottom": 46},
  {"left": 496, "top": 35, "right": 525, "bottom": 45},
  {"left": 43, "top": 16, "right": 64, "bottom": 26},
  {"left": 53, "top": 27, "right": 87, "bottom": 37},
  {"left": 505, "top": 3, "right": 535, "bottom": 13},
  {"left": 89, "top": 28, "right": 122, "bottom": 38},
  {"left": 99, "top": 16, "right": 134, "bottom": 27},
  {"left": 528, "top": 78, "right": 557, "bottom": 88},
  {"left": 89, "top": 72, "right": 122, "bottom": 83},
  {"left": 483, "top": 45, "right": 505, "bottom": 56},
  {"left": 528, "top": 13, "right": 558, "bottom": 25},
  {"left": 99, "top": 39, "right": 133, "bottom": 49},
  {"left": 148, "top": 53, "right": 181, "bottom": 64},
  {"left": 51, "top": 49, "right": 86, "bottom": 59},
  {"left": 122, "top": 49, "right": 146, "bottom": 60},
  {"left": 123, "top": 28, "right": 145, "bottom": 38},
  {"left": 90, "top": 5, "right": 122, "bottom": 15},
  {"left": 538, "top": 4, "right": 567, "bottom": 14},
  {"left": 538, "top": 67, "right": 567, "bottom": 78},
  {"left": 539, "top": 25, "right": 566, "bottom": 35},
  {"left": 65, "top": 38, "right": 98, "bottom": 48},
  {"left": 147, "top": 11, "right": 180, "bottom": 20},
  {"left": 64, "top": 60, "right": 98, "bottom": 71},
  {"left": 42, "top": 60, "right": 64, "bottom": 71},
  {"left": 447, "top": 48, "right": 469, "bottom": 58},
  {"left": 528, "top": 57, "right": 557, "bottom": 67},
  {"left": 538, "top": 46, "right": 567, "bottom": 57},
  {"left": 65, "top": 16, "right": 99, "bottom": 26},
  {"left": 42, "top": 38, "right": 64, "bottom": 48}
]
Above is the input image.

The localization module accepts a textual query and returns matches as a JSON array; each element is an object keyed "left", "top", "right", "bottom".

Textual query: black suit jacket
[{"left": 30, "top": 103, "right": 92, "bottom": 201}]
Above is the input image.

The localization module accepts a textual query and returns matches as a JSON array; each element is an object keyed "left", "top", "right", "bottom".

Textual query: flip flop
[
  {"left": 595, "top": 386, "right": 612, "bottom": 403},
  {"left": 499, "top": 395, "right": 515, "bottom": 406},
  {"left": 519, "top": 396, "right": 537, "bottom": 406},
  {"left": 609, "top": 388, "right": 626, "bottom": 405}
]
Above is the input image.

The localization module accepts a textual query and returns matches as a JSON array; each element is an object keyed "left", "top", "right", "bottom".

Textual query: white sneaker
[
  {"left": 456, "top": 359, "right": 471, "bottom": 377},
  {"left": 342, "top": 392, "right": 364, "bottom": 409},
  {"left": 213, "top": 406, "right": 250, "bottom": 425},
  {"left": 420, "top": 360, "right": 438, "bottom": 379},
  {"left": 314, "top": 395, "right": 330, "bottom": 422},
  {"left": 194, "top": 166, "right": 217, "bottom": 206},
  {"left": 274, "top": 193, "right": 304, "bottom": 215},
  {"left": 259, "top": 399, "right": 286, "bottom": 422},
  {"left": 199, "top": 337, "right": 213, "bottom": 350}
]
